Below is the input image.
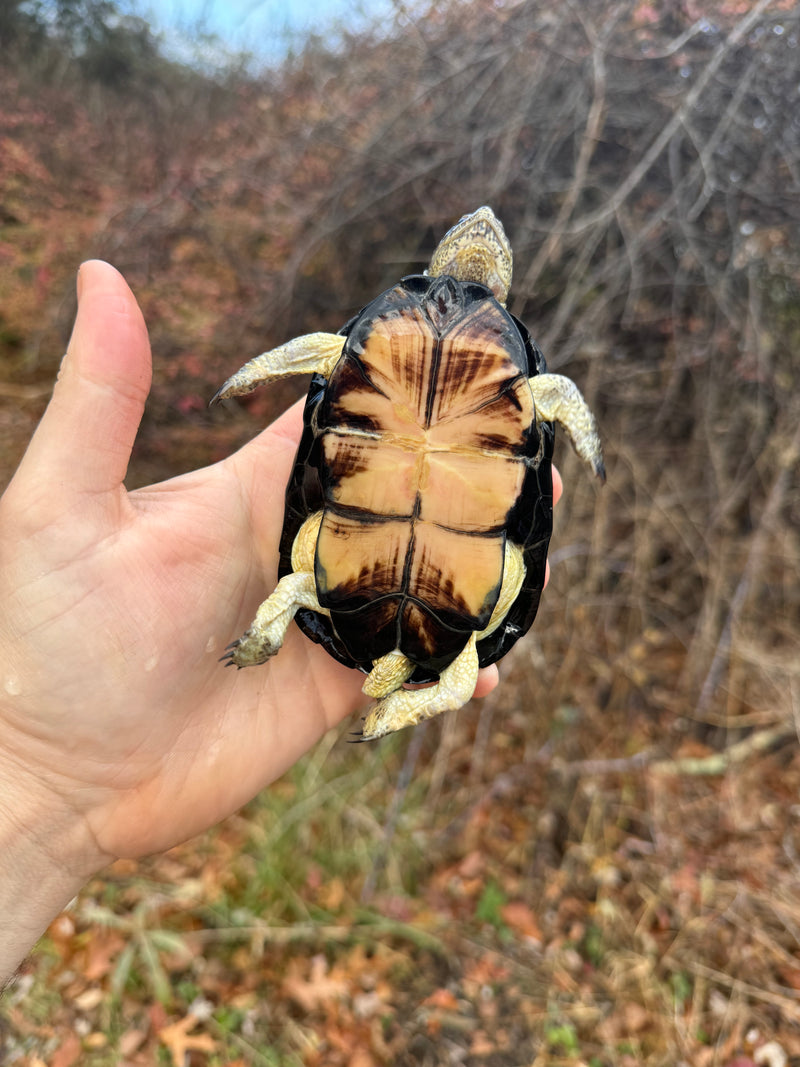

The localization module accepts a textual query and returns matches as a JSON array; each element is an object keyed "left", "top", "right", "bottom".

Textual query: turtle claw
[
  {"left": 221, "top": 566, "right": 322, "bottom": 670},
  {"left": 218, "top": 640, "right": 243, "bottom": 667},
  {"left": 218, "top": 632, "right": 280, "bottom": 668},
  {"left": 346, "top": 718, "right": 367, "bottom": 743}
]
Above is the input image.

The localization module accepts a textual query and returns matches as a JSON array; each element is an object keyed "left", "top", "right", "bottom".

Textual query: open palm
[{"left": 0, "top": 261, "right": 503, "bottom": 866}]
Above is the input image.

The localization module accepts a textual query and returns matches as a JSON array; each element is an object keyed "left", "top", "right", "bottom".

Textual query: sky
[{"left": 122, "top": 0, "right": 385, "bottom": 67}]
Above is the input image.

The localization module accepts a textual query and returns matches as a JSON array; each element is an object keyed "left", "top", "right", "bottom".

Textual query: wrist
[{"left": 0, "top": 749, "right": 109, "bottom": 988}]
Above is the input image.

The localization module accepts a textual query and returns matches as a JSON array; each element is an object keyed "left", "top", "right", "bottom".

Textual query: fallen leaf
[
  {"left": 469, "top": 1030, "right": 495, "bottom": 1056},
  {"left": 282, "top": 954, "right": 349, "bottom": 1012},
  {"left": 158, "top": 1013, "right": 217, "bottom": 1066},
  {"left": 73, "top": 986, "right": 104, "bottom": 1012},
  {"left": 620, "top": 1001, "right": 650, "bottom": 1034},
  {"left": 422, "top": 988, "right": 460, "bottom": 1012},
  {"left": 458, "top": 850, "right": 485, "bottom": 878},
  {"left": 754, "top": 1041, "right": 788, "bottom": 1067},
  {"left": 500, "top": 901, "right": 543, "bottom": 941},
  {"left": 51, "top": 1033, "right": 81, "bottom": 1067},
  {"left": 317, "top": 875, "right": 346, "bottom": 910},
  {"left": 463, "top": 955, "right": 510, "bottom": 990},
  {"left": 119, "top": 1028, "right": 148, "bottom": 1057},
  {"left": 83, "top": 927, "right": 127, "bottom": 981},
  {"left": 348, "top": 1049, "right": 376, "bottom": 1067}
]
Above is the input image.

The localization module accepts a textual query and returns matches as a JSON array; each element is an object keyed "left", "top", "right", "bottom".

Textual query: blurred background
[{"left": 1, "top": 0, "right": 799, "bottom": 1063}]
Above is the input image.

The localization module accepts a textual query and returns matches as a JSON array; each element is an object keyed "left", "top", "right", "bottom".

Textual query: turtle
[{"left": 213, "top": 206, "right": 604, "bottom": 740}]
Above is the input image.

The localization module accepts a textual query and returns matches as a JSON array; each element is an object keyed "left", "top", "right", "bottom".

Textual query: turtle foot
[
  {"left": 219, "top": 632, "right": 281, "bottom": 668},
  {"left": 359, "top": 633, "right": 479, "bottom": 741},
  {"left": 222, "top": 569, "right": 321, "bottom": 669}
]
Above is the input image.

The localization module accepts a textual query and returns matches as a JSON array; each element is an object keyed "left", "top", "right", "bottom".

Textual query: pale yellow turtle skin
[{"left": 215, "top": 207, "right": 604, "bottom": 740}]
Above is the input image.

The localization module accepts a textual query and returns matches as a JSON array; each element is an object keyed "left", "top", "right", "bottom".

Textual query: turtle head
[{"left": 427, "top": 206, "right": 513, "bottom": 305}]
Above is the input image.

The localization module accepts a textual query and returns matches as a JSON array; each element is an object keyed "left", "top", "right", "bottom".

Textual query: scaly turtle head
[{"left": 426, "top": 206, "right": 513, "bottom": 305}]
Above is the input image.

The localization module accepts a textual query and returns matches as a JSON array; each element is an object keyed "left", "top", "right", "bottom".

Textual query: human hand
[{"left": 0, "top": 262, "right": 528, "bottom": 862}]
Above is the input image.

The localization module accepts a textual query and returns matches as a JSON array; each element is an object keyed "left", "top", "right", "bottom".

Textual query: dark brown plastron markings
[
  {"left": 316, "top": 514, "right": 408, "bottom": 602},
  {"left": 398, "top": 599, "right": 475, "bottom": 664},
  {"left": 431, "top": 378, "right": 534, "bottom": 454},
  {"left": 399, "top": 602, "right": 440, "bottom": 659},
  {"left": 408, "top": 523, "right": 504, "bottom": 628},
  {"left": 322, "top": 432, "right": 419, "bottom": 517},
  {"left": 358, "top": 304, "right": 436, "bottom": 425},
  {"left": 427, "top": 302, "right": 524, "bottom": 424}
]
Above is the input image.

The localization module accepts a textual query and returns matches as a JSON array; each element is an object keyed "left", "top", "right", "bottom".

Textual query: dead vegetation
[{"left": 2, "top": 0, "right": 800, "bottom": 1063}]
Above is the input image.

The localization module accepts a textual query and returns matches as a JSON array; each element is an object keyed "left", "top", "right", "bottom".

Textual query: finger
[
  {"left": 473, "top": 664, "right": 499, "bottom": 699},
  {"left": 238, "top": 397, "right": 305, "bottom": 476},
  {"left": 541, "top": 466, "right": 562, "bottom": 591},
  {"left": 18, "top": 261, "right": 151, "bottom": 503},
  {"left": 225, "top": 399, "right": 306, "bottom": 568}
]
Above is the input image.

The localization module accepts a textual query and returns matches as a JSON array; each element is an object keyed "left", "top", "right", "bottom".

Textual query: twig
[
  {"left": 549, "top": 750, "right": 656, "bottom": 776},
  {"left": 181, "top": 916, "right": 449, "bottom": 954},
  {"left": 650, "top": 723, "right": 795, "bottom": 777},
  {"left": 544, "top": 721, "right": 794, "bottom": 778},
  {"left": 512, "top": 6, "right": 611, "bottom": 307},
  {"left": 695, "top": 419, "right": 800, "bottom": 721},
  {"left": 561, "top": 0, "right": 777, "bottom": 236},
  {"left": 663, "top": 955, "right": 800, "bottom": 1019}
]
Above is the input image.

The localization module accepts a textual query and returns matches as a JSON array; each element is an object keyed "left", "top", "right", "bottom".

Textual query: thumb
[{"left": 15, "top": 261, "right": 151, "bottom": 505}]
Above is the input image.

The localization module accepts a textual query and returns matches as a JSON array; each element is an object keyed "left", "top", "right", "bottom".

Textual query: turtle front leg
[
  {"left": 212, "top": 333, "right": 345, "bottom": 402},
  {"left": 529, "top": 373, "right": 605, "bottom": 482},
  {"left": 222, "top": 512, "right": 327, "bottom": 668}
]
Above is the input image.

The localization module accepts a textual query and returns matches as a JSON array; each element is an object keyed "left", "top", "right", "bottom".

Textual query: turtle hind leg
[
  {"left": 211, "top": 333, "right": 345, "bottom": 403},
  {"left": 222, "top": 571, "right": 319, "bottom": 667},
  {"left": 356, "top": 540, "right": 526, "bottom": 741},
  {"left": 357, "top": 633, "right": 480, "bottom": 742},
  {"left": 362, "top": 649, "right": 416, "bottom": 698},
  {"left": 223, "top": 512, "right": 327, "bottom": 668},
  {"left": 529, "top": 373, "right": 605, "bottom": 482}
]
